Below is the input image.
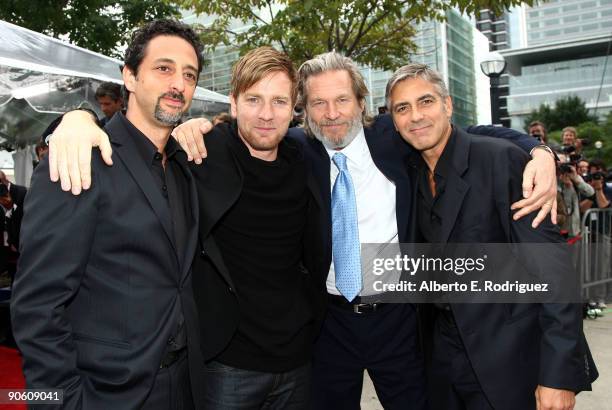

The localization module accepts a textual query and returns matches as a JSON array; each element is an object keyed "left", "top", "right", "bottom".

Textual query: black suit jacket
[
  {"left": 11, "top": 115, "right": 203, "bottom": 410},
  {"left": 410, "top": 128, "right": 597, "bottom": 410},
  {"left": 190, "top": 122, "right": 327, "bottom": 363}
]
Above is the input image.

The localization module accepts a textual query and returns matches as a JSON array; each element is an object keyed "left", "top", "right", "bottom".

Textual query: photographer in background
[
  {"left": 528, "top": 121, "right": 548, "bottom": 144},
  {"left": 557, "top": 155, "right": 594, "bottom": 237}
]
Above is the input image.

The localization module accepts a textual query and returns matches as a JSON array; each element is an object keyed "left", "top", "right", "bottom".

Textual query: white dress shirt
[{"left": 325, "top": 128, "right": 398, "bottom": 296}]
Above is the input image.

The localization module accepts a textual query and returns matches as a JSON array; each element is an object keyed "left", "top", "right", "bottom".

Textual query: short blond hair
[
  {"left": 231, "top": 46, "right": 297, "bottom": 104},
  {"left": 562, "top": 126, "right": 577, "bottom": 137}
]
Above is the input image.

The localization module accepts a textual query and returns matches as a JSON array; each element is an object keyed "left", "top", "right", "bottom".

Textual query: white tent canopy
[{"left": 0, "top": 19, "right": 229, "bottom": 149}]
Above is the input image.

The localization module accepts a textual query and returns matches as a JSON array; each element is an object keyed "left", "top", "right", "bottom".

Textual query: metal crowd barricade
[{"left": 579, "top": 208, "right": 612, "bottom": 301}]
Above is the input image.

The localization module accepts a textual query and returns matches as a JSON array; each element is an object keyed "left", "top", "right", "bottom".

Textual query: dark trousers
[
  {"left": 142, "top": 349, "right": 194, "bottom": 410},
  {"left": 311, "top": 303, "right": 427, "bottom": 410},
  {"left": 428, "top": 311, "right": 493, "bottom": 410},
  {"left": 202, "top": 361, "right": 311, "bottom": 409}
]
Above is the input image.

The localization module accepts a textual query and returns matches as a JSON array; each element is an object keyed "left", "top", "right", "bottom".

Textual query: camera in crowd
[{"left": 582, "top": 172, "right": 607, "bottom": 183}]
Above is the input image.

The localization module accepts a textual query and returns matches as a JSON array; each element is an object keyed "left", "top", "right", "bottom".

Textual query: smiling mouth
[
  {"left": 410, "top": 124, "right": 431, "bottom": 132},
  {"left": 162, "top": 97, "right": 184, "bottom": 108}
]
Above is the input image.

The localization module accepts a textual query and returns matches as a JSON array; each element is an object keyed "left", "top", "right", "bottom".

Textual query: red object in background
[{"left": 0, "top": 346, "right": 26, "bottom": 410}]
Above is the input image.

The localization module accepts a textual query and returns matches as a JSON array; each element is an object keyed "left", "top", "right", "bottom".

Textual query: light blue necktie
[{"left": 332, "top": 152, "right": 362, "bottom": 302}]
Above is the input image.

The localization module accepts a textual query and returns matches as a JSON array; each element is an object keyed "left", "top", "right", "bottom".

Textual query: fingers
[
  {"left": 56, "top": 137, "right": 71, "bottom": 192},
  {"left": 185, "top": 126, "right": 203, "bottom": 165},
  {"left": 531, "top": 200, "right": 554, "bottom": 228},
  {"left": 48, "top": 137, "right": 58, "bottom": 182},
  {"left": 197, "top": 119, "right": 212, "bottom": 159},
  {"left": 67, "top": 139, "right": 82, "bottom": 195},
  {"left": 78, "top": 141, "right": 92, "bottom": 191},
  {"left": 97, "top": 130, "right": 114, "bottom": 166},
  {"left": 522, "top": 164, "right": 537, "bottom": 199},
  {"left": 551, "top": 197, "right": 558, "bottom": 225},
  {"left": 173, "top": 130, "right": 192, "bottom": 161},
  {"left": 172, "top": 118, "right": 208, "bottom": 163}
]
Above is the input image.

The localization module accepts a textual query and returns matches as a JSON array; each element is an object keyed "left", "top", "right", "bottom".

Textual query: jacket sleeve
[
  {"left": 10, "top": 157, "right": 100, "bottom": 410},
  {"left": 492, "top": 145, "right": 592, "bottom": 391},
  {"left": 465, "top": 125, "right": 538, "bottom": 154}
]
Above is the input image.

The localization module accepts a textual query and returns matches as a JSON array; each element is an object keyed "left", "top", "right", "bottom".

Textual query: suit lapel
[
  {"left": 175, "top": 152, "right": 199, "bottom": 283},
  {"left": 364, "top": 126, "right": 413, "bottom": 242},
  {"left": 306, "top": 137, "right": 332, "bottom": 265},
  {"left": 106, "top": 117, "right": 177, "bottom": 256},
  {"left": 439, "top": 128, "right": 471, "bottom": 244}
]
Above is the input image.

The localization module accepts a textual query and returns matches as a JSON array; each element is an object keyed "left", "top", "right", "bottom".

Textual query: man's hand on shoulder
[
  {"left": 49, "top": 110, "right": 112, "bottom": 195},
  {"left": 511, "top": 146, "right": 557, "bottom": 228},
  {"left": 171, "top": 118, "right": 213, "bottom": 164},
  {"left": 536, "top": 385, "right": 575, "bottom": 410}
]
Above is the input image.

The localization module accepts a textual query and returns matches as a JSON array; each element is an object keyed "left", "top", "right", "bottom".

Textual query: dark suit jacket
[
  {"left": 11, "top": 115, "right": 203, "bottom": 410},
  {"left": 409, "top": 128, "right": 597, "bottom": 410},
  {"left": 190, "top": 122, "right": 327, "bottom": 363}
]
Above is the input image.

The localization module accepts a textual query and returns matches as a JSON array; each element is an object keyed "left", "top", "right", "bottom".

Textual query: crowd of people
[{"left": 527, "top": 121, "right": 612, "bottom": 239}]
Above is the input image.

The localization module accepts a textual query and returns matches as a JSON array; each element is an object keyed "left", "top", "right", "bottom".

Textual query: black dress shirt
[
  {"left": 118, "top": 113, "right": 190, "bottom": 349},
  {"left": 416, "top": 127, "right": 457, "bottom": 243}
]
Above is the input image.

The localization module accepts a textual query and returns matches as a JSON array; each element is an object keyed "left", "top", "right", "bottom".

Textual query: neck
[
  {"left": 126, "top": 105, "right": 172, "bottom": 153},
  {"left": 421, "top": 124, "right": 452, "bottom": 172}
]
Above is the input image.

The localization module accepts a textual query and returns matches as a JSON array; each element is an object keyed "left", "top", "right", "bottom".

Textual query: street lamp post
[
  {"left": 480, "top": 51, "right": 507, "bottom": 126},
  {"left": 595, "top": 140, "right": 603, "bottom": 159}
]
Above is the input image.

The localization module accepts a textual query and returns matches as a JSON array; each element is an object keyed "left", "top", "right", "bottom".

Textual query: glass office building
[
  {"left": 525, "top": 0, "right": 612, "bottom": 46},
  {"left": 361, "top": 9, "right": 488, "bottom": 127},
  {"left": 500, "top": 0, "right": 612, "bottom": 130},
  {"left": 183, "top": 9, "right": 489, "bottom": 127}
]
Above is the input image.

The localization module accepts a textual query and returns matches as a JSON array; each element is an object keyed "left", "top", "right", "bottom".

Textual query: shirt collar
[
  {"left": 117, "top": 112, "right": 178, "bottom": 164},
  {"left": 325, "top": 126, "right": 367, "bottom": 169},
  {"left": 433, "top": 125, "right": 457, "bottom": 179}
]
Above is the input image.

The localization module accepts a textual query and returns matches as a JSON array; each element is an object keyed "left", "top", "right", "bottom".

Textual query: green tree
[
  {"left": 0, "top": 0, "right": 181, "bottom": 57},
  {"left": 523, "top": 96, "right": 598, "bottom": 133},
  {"left": 178, "top": 0, "right": 532, "bottom": 71}
]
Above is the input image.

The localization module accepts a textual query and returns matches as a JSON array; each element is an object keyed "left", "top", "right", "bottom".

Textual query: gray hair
[
  {"left": 298, "top": 52, "right": 372, "bottom": 129},
  {"left": 385, "top": 63, "right": 449, "bottom": 111}
]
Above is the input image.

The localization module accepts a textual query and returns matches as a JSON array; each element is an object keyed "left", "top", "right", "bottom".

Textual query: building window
[
  {"left": 581, "top": 1, "right": 597, "bottom": 8},
  {"left": 564, "top": 26, "right": 580, "bottom": 34},
  {"left": 544, "top": 18, "right": 559, "bottom": 26},
  {"left": 563, "top": 4, "right": 579, "bottom": 11},
  {"left": 544, "top": 29, "right": 562, "bottom": 36},
  {"left": 529, "top": 22, "right": 540, "bottom": 29},
  {"left": 582, "top": 23, "right": 599, "bottom": 31},
  {"left": 581, "top": 12, "right": 598, "bottom": 20},
  {"left": 543, "top": 7, "right": 558, "bottom": 15},
  {"left": 528, "top": 10, "right": 539, "bottom": 17}
]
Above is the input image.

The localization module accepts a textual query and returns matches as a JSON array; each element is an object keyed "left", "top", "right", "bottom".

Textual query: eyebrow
[
  {"left": 417, "top": 93, "right": 437, "bottom": 102},
  {"left": 244, "top": 93, "right": 290, "bottom": 100},
  {"left": 392, "top": 93, "right": 437, "bottom": 110},
  {"left": 153, "top": 58, "right": 198, "bottom": 73}
]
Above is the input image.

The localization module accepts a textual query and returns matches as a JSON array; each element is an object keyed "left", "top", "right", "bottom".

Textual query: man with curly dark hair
[{"left": 12, "top": 19, "right": 205, "bottom": 410}]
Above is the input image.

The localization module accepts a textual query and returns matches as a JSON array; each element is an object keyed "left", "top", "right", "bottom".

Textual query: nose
[
  {"left": 411, "top": 105, "right": 424, "bottom": 123},
  {"left": 259, "top": 100, "right": 274, "bottom": 121},
  {"left": 169, "top": 72, "right": 186, "bottom": 93},
  {"left": 325, "top": 102, "right": 340, "bottom": 121}
]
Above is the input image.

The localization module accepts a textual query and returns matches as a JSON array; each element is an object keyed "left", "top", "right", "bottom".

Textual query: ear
[
  {"left": 122, "top": 66, "right": 137, "bottom": 93},
  {"left": 230, "top": 93, "right": 237, "bottom": 118},
  {"left": 443, "top": 95, "right": 453, "bottom": 119},
  {"left": 359, "top": 98, "right": 366, "bottom": 114}
]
